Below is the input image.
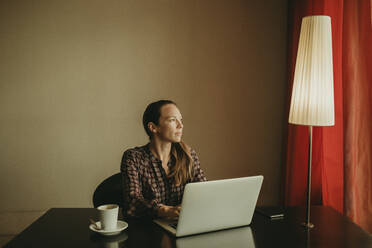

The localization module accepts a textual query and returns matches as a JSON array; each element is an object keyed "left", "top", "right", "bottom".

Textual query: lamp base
[{"left": 302, "top": 222, "right": 314, "bottom": 228}]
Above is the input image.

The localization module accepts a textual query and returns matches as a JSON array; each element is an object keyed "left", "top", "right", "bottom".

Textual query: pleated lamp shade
[{"left": 289, "top": 16, "right": 335, "bottom": 126}]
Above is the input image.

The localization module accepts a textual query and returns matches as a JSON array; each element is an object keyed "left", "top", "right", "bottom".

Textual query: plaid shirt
[{"left": 121, "top": 143, "right": 206, "bottom": 218}]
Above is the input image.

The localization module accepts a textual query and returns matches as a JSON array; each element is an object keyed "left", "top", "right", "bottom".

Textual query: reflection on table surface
[
  {"left": 90, "top": 232, "right": 128, "bottom": 248},
  {"left": 176, "top": 226, "right": 255, "bottom": 248},
  {"left": 124, "top": 220, "right": 255, "bottom": 248}
]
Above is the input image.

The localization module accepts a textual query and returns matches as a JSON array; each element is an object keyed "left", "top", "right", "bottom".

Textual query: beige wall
[{"left": 0, "top": 0, "right": 288, "bottom": 212}]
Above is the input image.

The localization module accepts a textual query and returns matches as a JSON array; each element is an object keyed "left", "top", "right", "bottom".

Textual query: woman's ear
[{"left": 148, "top": 122, "right": 157, "bottom": 134}]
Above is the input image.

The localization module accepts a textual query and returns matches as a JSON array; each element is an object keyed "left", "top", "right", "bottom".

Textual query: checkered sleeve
[
  {"left": 121, "top": 150, "right": 160, "bottom": 218},
  {"left": 190, "top": 148, "right": 207, "bottom": 182}
]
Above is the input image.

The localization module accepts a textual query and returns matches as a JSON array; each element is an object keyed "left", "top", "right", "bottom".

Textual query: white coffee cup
[{"left": 97, "top": 204, "right": 119, "bottom": 231}]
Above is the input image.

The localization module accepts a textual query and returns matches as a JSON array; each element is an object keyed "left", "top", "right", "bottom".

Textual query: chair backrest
[{"left": 93, "top": 173, "right": 124, "bottom": 208}]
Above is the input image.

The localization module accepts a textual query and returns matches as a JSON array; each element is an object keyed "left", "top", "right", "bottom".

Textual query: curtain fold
[
  {"left": 285, "top": 0, "right": 371, "bottom": 233},
  {"left": 342, "top": 0, "right": 372, "bottom": 233}
]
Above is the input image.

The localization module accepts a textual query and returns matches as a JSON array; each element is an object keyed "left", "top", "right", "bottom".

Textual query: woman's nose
[{"left": 177, "top": 120, "right": 183, "bottom": 128}]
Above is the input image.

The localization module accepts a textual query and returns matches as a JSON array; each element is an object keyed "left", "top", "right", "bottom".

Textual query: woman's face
[{"left": 153, "top": 104, "right": 183, "bottom": 143}]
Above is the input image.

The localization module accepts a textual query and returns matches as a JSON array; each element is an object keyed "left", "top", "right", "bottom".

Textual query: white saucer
[{"left": 89, "top": 220, "right": 128, "bottom": 236}]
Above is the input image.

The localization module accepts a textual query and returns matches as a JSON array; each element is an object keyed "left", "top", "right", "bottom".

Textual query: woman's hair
[{"left": 143, "top": 100, "right": 193, "bottom": 185}]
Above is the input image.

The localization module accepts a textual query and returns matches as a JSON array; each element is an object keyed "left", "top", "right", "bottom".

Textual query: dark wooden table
[{"left": 4, "top": 206, "right": 371, "bottom": 248}]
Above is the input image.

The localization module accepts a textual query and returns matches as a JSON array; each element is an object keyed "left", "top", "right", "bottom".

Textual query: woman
[{"left": 121, "top": 100, "right": 207, "bottom": 219}]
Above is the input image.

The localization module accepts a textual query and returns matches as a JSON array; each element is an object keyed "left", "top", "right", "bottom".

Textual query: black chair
[{"left": 93, "top": 173, "right": 124, "bottom": 208}]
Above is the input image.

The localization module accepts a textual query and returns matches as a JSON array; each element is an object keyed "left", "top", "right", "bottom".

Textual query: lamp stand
[{"left": 302, "top": 125, "right": 314, "bottom": 228}]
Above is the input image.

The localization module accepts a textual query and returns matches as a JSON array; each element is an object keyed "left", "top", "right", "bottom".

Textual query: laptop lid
[{"left": 176, "top": 175, "right": 263, "bottom": 237}]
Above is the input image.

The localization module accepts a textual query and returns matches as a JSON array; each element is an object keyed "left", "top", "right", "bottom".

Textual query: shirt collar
[
  {"left": 144, "top": 142, "right": 176, "bottom": 166},
  {"left": 144, "top": 143, "right": 159, "bottom": 162}
]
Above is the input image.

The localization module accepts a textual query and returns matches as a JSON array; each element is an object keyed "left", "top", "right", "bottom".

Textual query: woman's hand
[{"left": 157, "top": 205, "right": 181, "bottom": 220}]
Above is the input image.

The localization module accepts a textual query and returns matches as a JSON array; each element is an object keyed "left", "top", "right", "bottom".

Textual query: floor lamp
[{"left": 288, "top": 16, "right": 335, "bottom": 228}]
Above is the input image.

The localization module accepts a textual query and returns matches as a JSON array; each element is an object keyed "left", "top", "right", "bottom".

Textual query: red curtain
[{"left": 285, "top": 0, "right": 372, "bottom": 233}]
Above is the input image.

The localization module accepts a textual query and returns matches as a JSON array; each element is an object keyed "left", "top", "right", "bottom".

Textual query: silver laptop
[{"left": 154, "top": 175, "right": 263, "bottom": 237}]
